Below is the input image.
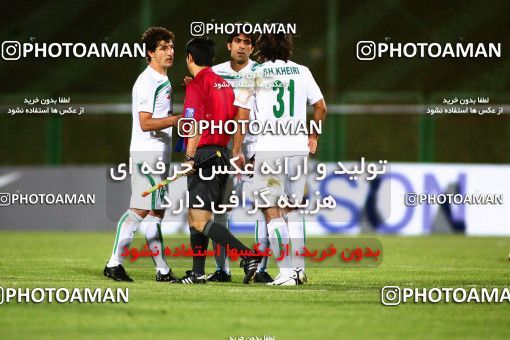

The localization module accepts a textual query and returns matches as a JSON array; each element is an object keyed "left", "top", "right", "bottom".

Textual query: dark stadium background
[
  {"left": 1, "top": 2, "right": 509, "bottom": 338},
  {"left": 1, "top": 0, "right": 509, "bottom": 166}
]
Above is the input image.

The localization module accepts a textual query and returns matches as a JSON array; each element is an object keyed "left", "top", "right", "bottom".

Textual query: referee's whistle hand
[{"left": 232, "top": 153, "right": 245, "bottom": 169}]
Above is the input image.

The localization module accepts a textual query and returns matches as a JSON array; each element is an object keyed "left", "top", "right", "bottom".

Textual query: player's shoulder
[
  {"left": 203, "top": 67, "right": 225, "bottom": 84},
  {"left": 213, "top": 62, "right": 243, "bottom": 84},
  {"left": 134, "top": 67, "right": 161, "bottom": 90},
  {"left": 286, "top": 60, "right": 310, "bottom": 73},
  {"left": 250, "top": 60, "right": 263, "bottom": 71},
  {"left": 247, "top": 59, "right": 260, "bottom": 70},
  {"left": 287, "top": 61, "right": 315, "bottom": 81},
  {"left": 212, "top": 61, "right": 230, "bottom": 74},
  {"left": 186, "top": 78, "right": 200, "bottom": 90},
  {"left": 185, "top": 77, "right": 205, "bottom": 96}
]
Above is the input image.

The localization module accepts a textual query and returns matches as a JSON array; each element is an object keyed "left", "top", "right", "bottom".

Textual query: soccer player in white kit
[
  {"left": 206, "top": 31, "right": 273, "bottom": 283},
  {"left": 104, "top": 27, "right": 180, "bottom": 282},
  {"left": 233, "top": 33, "right": 327, "bottom": 285}
]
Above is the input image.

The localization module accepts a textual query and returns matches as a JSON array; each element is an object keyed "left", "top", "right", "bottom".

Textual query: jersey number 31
[{"left": 273, "top": 79, "right": 295, "bottom": 118}]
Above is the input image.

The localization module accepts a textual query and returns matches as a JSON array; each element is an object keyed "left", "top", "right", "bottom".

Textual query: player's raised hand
[
  {"left": 308, "top": 135, "right": 318, "bottom": 154},
  {"left": 182, "top": 76, "right": 193, "bottom": 88}
]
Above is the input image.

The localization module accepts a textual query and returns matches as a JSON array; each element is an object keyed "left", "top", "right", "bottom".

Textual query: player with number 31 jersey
[
  {"left": 236, "top": 57, "right": 323, "bottom": 157},
  {"left": 234, "top": 33, "right": 327, "bottom": 285}
]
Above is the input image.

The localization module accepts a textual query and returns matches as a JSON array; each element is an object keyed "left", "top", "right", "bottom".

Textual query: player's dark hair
[
  {"left": 141, "top": 27, "right": 175, "bottom": 63},
  {"left": 227, "top": 23, "right": 257, "bottom": 45},
  {"left": 185, "top": 37, "right": 215, "bottom": 67},
  {"left": 255, "top": 33, "right": 293, "bottom": 62}
]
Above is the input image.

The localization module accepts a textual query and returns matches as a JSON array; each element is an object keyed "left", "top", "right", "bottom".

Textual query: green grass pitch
[{"left": 0, "top": 232, "right": 509, "bottom": 339}]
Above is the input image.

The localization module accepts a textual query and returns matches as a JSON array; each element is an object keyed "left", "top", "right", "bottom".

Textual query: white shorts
[
  {"left": 245, "top": 155, "right": 307, "bottom": 207},
  {"left": 129, "top": 151, "right": 170, "bottom": 210}
]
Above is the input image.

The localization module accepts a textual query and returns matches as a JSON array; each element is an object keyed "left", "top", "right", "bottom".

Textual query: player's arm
[
  {"left": 139, "top": 112, "right": 179, "bottom": 132},
  {"left": 232, "top": 86, "right": 254, "bottom": 167},
  {"left": 308, "top": 99, "right": 327, "bottom": 154},
  {"left": 232, "top": 106, "right": 250, "bottom": 166},
  {"left": 305, "top": 67, "right": 327, "bottom": 155}
]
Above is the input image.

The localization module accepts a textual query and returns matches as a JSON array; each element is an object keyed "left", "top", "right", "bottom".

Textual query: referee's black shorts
[{"left": 187, "top": 145, "right": 231, "bottom": 212}]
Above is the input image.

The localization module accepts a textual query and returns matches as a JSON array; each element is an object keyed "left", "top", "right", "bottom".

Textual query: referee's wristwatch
[{"left": 185, "top": 155, "right": 195, "bottom": 162}]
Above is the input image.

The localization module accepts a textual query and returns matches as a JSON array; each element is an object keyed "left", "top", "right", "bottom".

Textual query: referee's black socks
[
  {"left": 190, "top": 227, "right": 209, "bottom": 275},
  {"left": 203, "top": 220, "right": 251, "bottom": 253}
]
